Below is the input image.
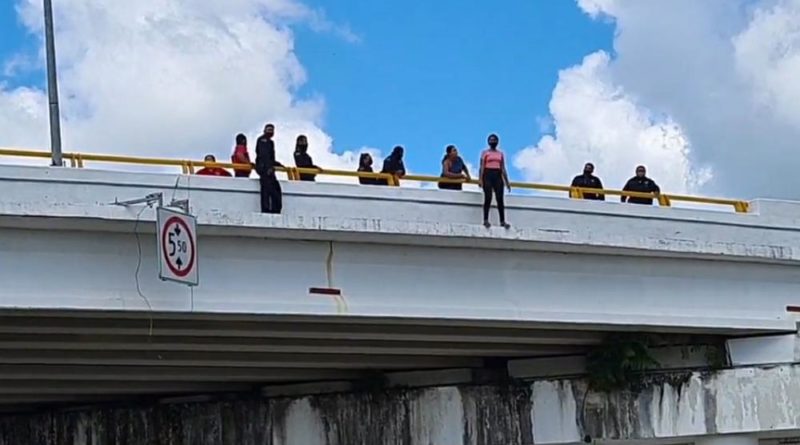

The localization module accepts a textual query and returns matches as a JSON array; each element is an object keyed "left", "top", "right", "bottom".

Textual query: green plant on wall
[{"left": 586, "top": 333, "right": 660, "bottom": 392}]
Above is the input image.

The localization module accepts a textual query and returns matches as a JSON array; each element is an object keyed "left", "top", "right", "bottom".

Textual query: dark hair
[
  {"left": 585, "top": 162, "right": 594, "bottom": 169},
  {"left": 636, "top": 165, "right": 646, "bottom": 171},
  {"left": 296, "top": 134, "right": 308, "bottom": 146},
  {"left": 204, "top": 154, "right": 216, "bottom": 162},
  {"left": 442, "top": 145, "right": 456, "bottom": 163},
  {"left": 265, "top": 123, "right": 275, "bottom": 129},
  {"left": 359, "top": 152, "right": 372, "bottom": 167},
  {"left": 235, "top": 133, "right": 246, "bottom": 145},
  {"left": 488, "top": 133, "right": 499, "bottom": 142}
]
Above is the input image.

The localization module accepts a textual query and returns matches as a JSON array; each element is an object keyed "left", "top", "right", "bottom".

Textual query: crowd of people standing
[{"left": 196, "top": 123, "right": 662, "bottom": 226}]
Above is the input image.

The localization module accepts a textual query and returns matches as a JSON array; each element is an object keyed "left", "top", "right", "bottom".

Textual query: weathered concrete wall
[
  {"left": 5, "top": 365, "right": 800, "bottom": 444},
  {"left": 0, "top": 385, "right": 533, "bottom": 445},
  {"left": 532, "top": 365, "right": 800, "bottom": 443}
]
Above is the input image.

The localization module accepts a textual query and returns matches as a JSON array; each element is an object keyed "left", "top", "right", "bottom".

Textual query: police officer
[
  {"left": 621, "top": 165, "right": 661, "bottom": 205},
  {"left": 255, "top": 123, "right": 283, "bottom": 213},
  {"left": 570, "top": 162, "right": 605, "bottom": 200}
]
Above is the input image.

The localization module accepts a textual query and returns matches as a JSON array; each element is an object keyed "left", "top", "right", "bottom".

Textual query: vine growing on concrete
[{"left": 585, "top": 333, "right": 660, "bottom": 393}]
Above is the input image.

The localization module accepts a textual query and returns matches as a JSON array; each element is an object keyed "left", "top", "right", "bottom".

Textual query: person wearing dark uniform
[
  {"left": 377, "top": 146, "right": 406, "bottom": 185},
  {"left": 439, "top": 145, "right": 470, "bottom": 190},
  {"left": 570, "top": 162, "right": 604, "bottom": 200},
  {"left": 255, "top": 123, "right": 282, "bottom": 214},
  {"left": 293, "top": 135, "right": 320, "bottom": 181},
  {"left": 621, "top": 165, "right": 661, "bottom": 205}
]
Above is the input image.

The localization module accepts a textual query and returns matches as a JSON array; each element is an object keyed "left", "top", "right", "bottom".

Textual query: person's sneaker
[
  {"left": 483, "top": 220, "right": 491, "bottom": 228},
  {"left": 501, "top": 222, "right": 511, "bottom": 229}
]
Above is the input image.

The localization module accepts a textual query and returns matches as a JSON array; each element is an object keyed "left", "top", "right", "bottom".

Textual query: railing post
[
  {"left": 569, "top": 187, "right": 583, "bottom": 199},
  {"left": 657, "top": 194, "right": 671, "bottom": 207},
  {"left": 734, "top": 201, "right": 749, "bottom": 213}
]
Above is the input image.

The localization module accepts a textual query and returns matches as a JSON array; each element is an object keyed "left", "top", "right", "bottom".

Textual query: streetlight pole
[{"left": 43, "top": 0, "right": 63, "bottom": 166}]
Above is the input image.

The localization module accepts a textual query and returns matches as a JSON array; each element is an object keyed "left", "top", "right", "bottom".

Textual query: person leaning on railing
[
  {"left": 570, "top": 162, "right": 604, "bottom": 200},
  {"left": 231, "top": 133, "right": 254, "bottom": 178},
  {"left": 621, "top": 165, "right": 660, "bottom": 205},
  {"left": 438, "top": 145, "right": 470, "bottom": 190},
  {"left": 293, "top": 135, "right": 321, "bottom": 182},
  {"left": 196, "top": 154, "right": 232, "bottom": 177},
  {"left": 357, "top": 153, "right": 377, "bottom": 185},
  {"left": 377, "top": 146, "right": 406, "bottom": 186}
]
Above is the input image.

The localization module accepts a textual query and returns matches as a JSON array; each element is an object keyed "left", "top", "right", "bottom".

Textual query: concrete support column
[{"left": 696, "top": 434, "right": 758, "bottom": 445}]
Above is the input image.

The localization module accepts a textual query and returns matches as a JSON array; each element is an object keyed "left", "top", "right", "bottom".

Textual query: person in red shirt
[
  {"left": 196, "top": 154, "right": 232, "bottom": 177},
  {"left": 231, "top": 133, "right": 253, "bottom": 178}
]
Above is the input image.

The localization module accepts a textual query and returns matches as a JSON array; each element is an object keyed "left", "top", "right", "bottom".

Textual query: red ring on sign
[{"left": 161, "top": 216, "right": 195, "bottom": 278}]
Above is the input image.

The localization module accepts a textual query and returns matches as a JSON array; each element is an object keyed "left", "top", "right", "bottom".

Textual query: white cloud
[
  {"left": 518, "top": 0, "right": 800, "bottom": 200},
  {"left": 0, "top": 85, "right": 48, "bottom": 148},
  {"left": 515, "top": 51, "right": 710, "bottom": 194},
  {"left": 0, "top": 0, "right": 367, "bottom": 179},
  {"left": 575, "top": 0, "right": 620, "bottom": 18},
  {"left": 733, "top": 0, "right": 800, "bottom": 129}
]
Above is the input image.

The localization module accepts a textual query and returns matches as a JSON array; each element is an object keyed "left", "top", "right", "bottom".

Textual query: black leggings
[
  {"left": 482, "top": 169, "right": 505, "bottom": 223},
  {"left": 260, "top": 175, "right": 282, "bottom": 214}
]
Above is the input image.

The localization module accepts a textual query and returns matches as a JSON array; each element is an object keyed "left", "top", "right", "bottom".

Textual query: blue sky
[
  {"left": 293, "top": 1, "right": 613, "bottom": 175},
  {"left": 0, "top": 0, "right": 612, "bottom": 179},
  {"left": 4, "top": 1, "right": 796, "bottom": 199},
  {"left": 0, "top": 3, "right": 38, "bottom": 84}
]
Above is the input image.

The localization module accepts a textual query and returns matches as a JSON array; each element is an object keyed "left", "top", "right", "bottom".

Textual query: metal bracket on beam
[
  {"left": 168, "top": 199, "right": 190, "bottom": 213},
  {"left": 111, "top": 193, "right": 189, "bottom": 213},
  {"left": 112, "top": 192, "right": 163, "bottom": 208}
]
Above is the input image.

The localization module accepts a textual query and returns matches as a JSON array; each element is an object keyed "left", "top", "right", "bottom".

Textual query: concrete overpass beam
[{"left": 696, "top": 434, "right": 758, "bottom": 445}]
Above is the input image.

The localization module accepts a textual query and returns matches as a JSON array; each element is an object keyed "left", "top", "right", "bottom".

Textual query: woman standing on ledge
[{"left": 479, "top": 133, "right": 511, "bottom": 229}]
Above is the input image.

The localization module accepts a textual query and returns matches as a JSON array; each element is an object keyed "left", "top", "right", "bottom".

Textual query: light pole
[{"left": 43, "top": 0, "right": 63, "bottom": 166}]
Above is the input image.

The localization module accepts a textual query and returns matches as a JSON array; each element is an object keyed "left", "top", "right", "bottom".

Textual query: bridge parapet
[
  {"left": 1, "top": 164, "right": 798, "bottom": 261},
  {"left": 0, "top": 164, "right": 797, "bottom": 332}
]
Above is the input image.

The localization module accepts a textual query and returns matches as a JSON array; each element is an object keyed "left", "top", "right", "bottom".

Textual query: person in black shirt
[
  {"left": 357, "top": 153, "right": 377, "bottom": 185},
  {"left": 621, "top": 165, "right": 661, "bottom": 205},
  {"left": 255, "top": 123, "right": 283, "bottom": 214},
  {"left": 377, "top": 146, "right": 406, "bottom": 185},
  {"left": 293, "top": 135, "right": 320, "bottom": 182},
  {"left": 570, "top": 162, "right": 604, "bottom": 200}
]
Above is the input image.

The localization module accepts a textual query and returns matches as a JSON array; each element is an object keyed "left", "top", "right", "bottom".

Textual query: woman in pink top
[{"left": 479, "top": 133, "right": 511, "bottom": 228}]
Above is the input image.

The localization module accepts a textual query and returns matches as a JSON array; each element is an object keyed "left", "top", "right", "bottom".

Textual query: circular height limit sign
[{"left": 156, "top": 207, "right": 199, "bottom": 286}]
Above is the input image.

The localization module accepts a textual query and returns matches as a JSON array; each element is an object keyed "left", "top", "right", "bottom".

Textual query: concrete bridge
[{"left": 0, "top": 163, "right": 799, "bottom": 444}]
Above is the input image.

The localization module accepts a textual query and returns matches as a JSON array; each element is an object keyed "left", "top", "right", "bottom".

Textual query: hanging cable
[{"left": 132, "top": 204, "right": 155, "bottom": 337}]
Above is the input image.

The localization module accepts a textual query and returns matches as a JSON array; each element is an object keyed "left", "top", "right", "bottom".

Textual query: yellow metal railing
[{"left": 0, "top": 148, "right": 750, "bottom": 213}]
